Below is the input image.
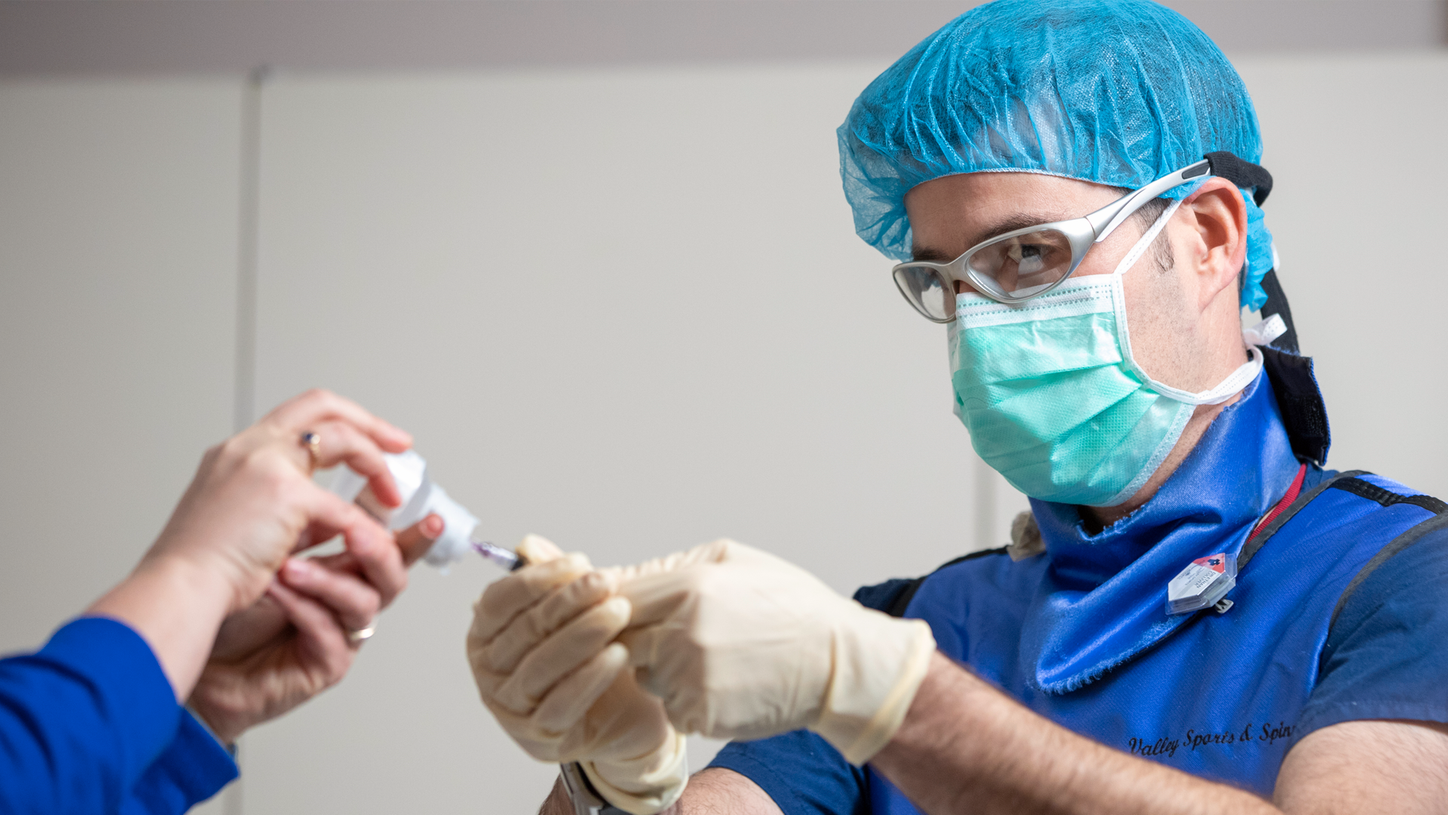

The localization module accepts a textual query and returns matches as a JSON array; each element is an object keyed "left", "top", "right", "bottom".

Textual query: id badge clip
[{"left": 1167, "top": 553, "right": 1237, "bottom": 615}]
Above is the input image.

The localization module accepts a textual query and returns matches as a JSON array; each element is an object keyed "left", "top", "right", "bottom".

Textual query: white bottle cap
[{"left": 328, "top": 450, "right": 480, "bottom": 569}]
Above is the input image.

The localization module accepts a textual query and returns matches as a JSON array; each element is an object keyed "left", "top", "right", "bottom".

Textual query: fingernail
[
  {"left": 283, "top": 558, "right": 313, "bottom": 580},
  {"left": 597, "top": 570, "right": 619, "bottom": 593},
  {"left": 603, "top": 595, "right": 631, "bottom": 619},
  {"left": 423, "top": 514, "right": 444, "bottom": 538},
  {"left": 583, "top": 571, "right": 617, "bottom": 596}
]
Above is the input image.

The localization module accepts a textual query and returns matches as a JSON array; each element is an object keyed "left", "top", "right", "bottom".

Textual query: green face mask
[{"left": 948, "top": 202, "right": 1270, "bottom": 507}]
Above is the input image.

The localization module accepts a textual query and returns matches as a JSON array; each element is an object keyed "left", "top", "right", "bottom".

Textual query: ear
[{"left": 1180, "top": 178, "right": 1248, "bottom": 312}]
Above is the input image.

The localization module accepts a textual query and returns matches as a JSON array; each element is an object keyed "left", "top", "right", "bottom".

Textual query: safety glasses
[{"left": 891, "top": 159, "right": 1214, "bottom": 322}]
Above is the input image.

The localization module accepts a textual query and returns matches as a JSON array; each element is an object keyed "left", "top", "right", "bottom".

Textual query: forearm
[
  {"left": 88, "top": 555, "right": 234, "bottom": 700},
  {"left": 540, "top": 768, "right": 781, "bottom": 815},
  {"left": 871, "top": 652, "right": 1279, "bottom": 815}
]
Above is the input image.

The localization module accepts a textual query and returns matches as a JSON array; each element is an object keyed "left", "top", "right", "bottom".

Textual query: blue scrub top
[
  {"left": 709, "top": 373, "right": 1448, "bottom": 814},
  {"left": 0, "top": 616, "right": 238, "bottom": 815}
]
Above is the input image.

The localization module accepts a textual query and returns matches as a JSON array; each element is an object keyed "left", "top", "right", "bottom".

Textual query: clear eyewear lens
[
  {"left": 893, "top": 265, "right": 954, "bottom": 322},
  {"left": 965, "top": 228, "right": 1075, "bottom": 301}
]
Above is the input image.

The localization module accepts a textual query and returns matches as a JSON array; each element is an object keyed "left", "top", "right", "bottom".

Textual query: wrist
[
  {"left": 187, "top": 674, "right": 251, "bottom": 745},
  {"left": 811, "top": 613, "right": 936, "bottom": 765},
  {"left": 89, "top": 553, "right": 236, "bottom": 699},
  {"left": 186, "top": 700, "right": 240, "bottom": 752},
  {"left": 582, "top": 730, "right": 689, "bottom": 815},
  {"left": 137, "top": 551, "right": 240, "bottom": 615},
  {"left": 144, "top": 538, "right": 271, "bottom": 619}
]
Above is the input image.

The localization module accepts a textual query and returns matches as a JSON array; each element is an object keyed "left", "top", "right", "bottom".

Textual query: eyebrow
[{"left": 912, "top": 212, "right": 1064, "bottom": 262}]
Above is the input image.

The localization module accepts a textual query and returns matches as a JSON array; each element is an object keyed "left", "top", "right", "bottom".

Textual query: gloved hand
[
  {"left": 610, "top": 539, "right": 936, "bottom": 765},
  {"left": 467, "top": 536, "right": 687, "bottom": 815}
]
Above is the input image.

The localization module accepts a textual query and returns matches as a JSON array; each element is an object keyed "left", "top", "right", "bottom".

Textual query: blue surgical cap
[{"left": 839, "top": 0, "right": 1275, "bottom": 311}]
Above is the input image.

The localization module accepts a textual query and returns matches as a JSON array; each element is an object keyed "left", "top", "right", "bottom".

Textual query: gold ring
[{"left": 301, "top": 431, "right": 322, "bottom": 471}]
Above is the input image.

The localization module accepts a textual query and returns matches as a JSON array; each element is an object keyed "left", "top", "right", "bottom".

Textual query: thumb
[
  {"left": 395, "top": 514, "right": 445, "bottom": 567},
  {"left": 517, "top": 534, "right": 565, "bottom": 565}
]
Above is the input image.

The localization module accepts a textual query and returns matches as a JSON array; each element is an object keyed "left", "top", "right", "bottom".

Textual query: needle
[{"left": 471, "top": 540, "right": 524, "bottom": 571}]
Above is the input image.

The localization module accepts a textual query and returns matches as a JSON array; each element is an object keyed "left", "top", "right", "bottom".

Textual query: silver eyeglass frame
[{"left": 891, "top": 158, "right": 1214, "bottom": 322}]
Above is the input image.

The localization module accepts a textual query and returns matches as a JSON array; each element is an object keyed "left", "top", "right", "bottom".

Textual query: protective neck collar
[{"left": 1019, "top": 372, "right": 1303, "bottom": 693}]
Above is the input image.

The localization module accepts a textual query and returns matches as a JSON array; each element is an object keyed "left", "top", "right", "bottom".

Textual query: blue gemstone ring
[{"left": 300, "top": 431, "right": 322, "bottom": 471}]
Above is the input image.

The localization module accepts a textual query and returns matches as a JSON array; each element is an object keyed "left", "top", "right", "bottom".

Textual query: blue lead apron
[{"left": 865, "top": 371, "right": 1445, "bottom": 811}]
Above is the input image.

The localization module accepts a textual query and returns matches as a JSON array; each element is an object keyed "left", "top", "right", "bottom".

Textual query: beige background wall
[
  {"left": 0, "top": 78, "right": 244, "bottom": 815},
  {"left": 1, "top": 53, "right": 1444, "bottom": 814},
  {"left": 1241, "top": 54, "right": 1448, "bottom": 489}
]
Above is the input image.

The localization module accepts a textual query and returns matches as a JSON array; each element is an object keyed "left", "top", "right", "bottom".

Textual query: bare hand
[
  {"left": 90, "top": 388, "right": 416, "bottom": 701},
  {"left": 142, "top": 388, "right": 413, "bottom": 615},
  {"left": 189, "top": 515, "right": 443, "bottom": 743}
]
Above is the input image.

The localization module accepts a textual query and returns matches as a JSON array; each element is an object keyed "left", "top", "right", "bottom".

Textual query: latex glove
[
  {"left": 189, "top": 516, "right": 442, "bottom": 743},
  {"left": 467, "top": 536, "right": 687, "bottom": 815},
  {"left": 611, "top": 539, "right": 936, "bottom": 765}
]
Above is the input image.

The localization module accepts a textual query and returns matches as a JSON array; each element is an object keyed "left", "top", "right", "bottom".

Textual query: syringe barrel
[{"left": 472, "top": 541, "right": 523, "bottom": 571}]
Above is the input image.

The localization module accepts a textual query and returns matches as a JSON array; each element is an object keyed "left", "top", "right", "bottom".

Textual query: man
[{"left": 468, "top": 1, "right": 1448, "bottom": 813}]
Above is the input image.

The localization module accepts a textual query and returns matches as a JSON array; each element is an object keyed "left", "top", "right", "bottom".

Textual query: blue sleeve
[
  {"left": 707, "top": 730, "right": 869, "bottom": 815},
  {"left": 0, "top": 617, "right": 237, "bottom": 815},
  {"left": 1293, "top": 525, "right": 1448, "bottom": 744},
  {"left": 119, "top": 710, "right": 238, "bottom": 815}
]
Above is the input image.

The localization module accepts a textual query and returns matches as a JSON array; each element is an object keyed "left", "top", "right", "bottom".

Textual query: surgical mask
[{"left": 948, "top": 201, "right": 1279, "bottom": 507}]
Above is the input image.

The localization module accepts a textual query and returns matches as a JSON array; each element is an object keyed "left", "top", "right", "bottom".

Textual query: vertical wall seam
[
  {"left": 228, "top": 63, "right": 269, "bottom": 815},
  {"left": 234, "top": 66, "right": 266, "bottom": 434}
]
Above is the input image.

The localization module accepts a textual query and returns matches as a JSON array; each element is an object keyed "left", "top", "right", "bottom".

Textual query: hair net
[{"left": 839, "top": 0, "right": 1275, "bottom": 311}]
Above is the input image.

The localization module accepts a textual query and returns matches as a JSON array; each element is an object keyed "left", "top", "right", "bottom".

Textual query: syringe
[
  {"left": 471, "top": 540, "right": 524, "bottom": 571},
  {"left": 333, "top": 451, "right": 529, "bottom": 572}
]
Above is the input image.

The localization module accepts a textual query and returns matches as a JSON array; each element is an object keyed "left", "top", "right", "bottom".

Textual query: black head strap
[
  {"left": 1256, "top": 268, "right": 1328, "bottom": 463},
  {"left": 1204, "top": 151, "right": 1273, "bottom": 207},
  {"left": 1260, "top": 344, "right": 1331, "bottom": 465}
]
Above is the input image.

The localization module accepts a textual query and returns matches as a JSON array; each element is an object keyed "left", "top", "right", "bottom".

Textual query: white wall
[
  {"left": 0, "top": 77, "right": 243, "bottom": 814},
  {"left": 1237, "top": 54, "right": 1448, "bottom": 495},
  {"left": 0, "top": 52, "right": 1444, "bottom": 814}
]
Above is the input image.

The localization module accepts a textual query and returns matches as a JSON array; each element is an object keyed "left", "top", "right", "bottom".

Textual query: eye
[{"left": 1007, "top": 242, "right": 1053, "bottom": 274}]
